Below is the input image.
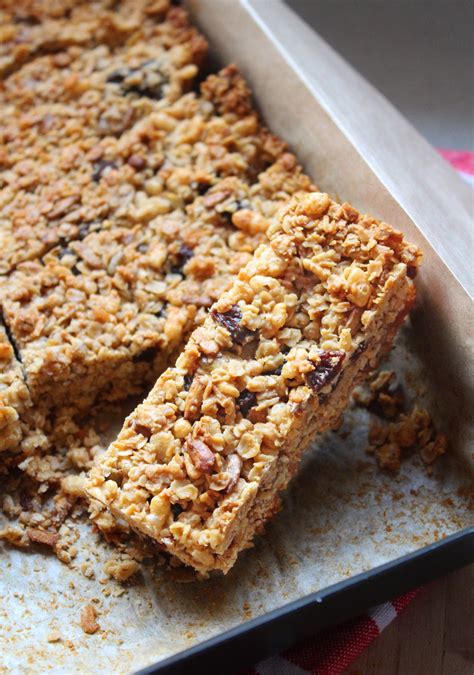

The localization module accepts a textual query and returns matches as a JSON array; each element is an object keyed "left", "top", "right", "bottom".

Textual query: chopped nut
[
  {"left": 184, "top": 376, "right": 208, "bottom": 421},
  {"left": 47, "top": 630, "right": 62, "bottom": 643},
  {"left": 184, "top": 436, "right": 215, "bottom": 473},
  {"left": 224, "top": 454, "right": 242, "bottom": 494}
]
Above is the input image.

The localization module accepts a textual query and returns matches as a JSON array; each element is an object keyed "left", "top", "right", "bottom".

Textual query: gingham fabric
[{"left": 246, "top": 150, "right": 473, "bottom": 675}]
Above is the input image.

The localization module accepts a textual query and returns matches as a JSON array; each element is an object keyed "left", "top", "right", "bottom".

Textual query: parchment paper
[{"left": 1, "top": 2, "right": 472, "bottom": 672}]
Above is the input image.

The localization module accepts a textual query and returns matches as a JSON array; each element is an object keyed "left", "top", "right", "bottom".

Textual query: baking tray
[{"left": 1, "top": 1, "right": 473, "bottom": 673}]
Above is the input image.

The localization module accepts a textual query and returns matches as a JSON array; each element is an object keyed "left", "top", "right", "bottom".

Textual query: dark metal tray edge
[{"left": 137, "top": 527, "right": 474, "bottom": 675}]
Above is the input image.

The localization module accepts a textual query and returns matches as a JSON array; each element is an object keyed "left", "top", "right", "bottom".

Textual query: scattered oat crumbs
[
  {"left": 356, "top": 369, "right": 448, "bottom": 473},
  {"left": 47, "top": 629, "right": 61, "bottom": 643},
  {"left": 80, "top": 605, "right": 100, "bottom": 635},
  {"left": 103, "top": 556, "right": 140, "bottom": 582}
]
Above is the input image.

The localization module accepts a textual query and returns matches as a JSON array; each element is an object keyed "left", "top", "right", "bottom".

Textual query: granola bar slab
[
  {"left": 86, "top": 192, "right": 421, "bottom": 574},
  {"left": 0, "top": 157, "right": 314, "bottom": 411},
  {"left": 0, "top": 64, "right": 288, "bottom": 273}
]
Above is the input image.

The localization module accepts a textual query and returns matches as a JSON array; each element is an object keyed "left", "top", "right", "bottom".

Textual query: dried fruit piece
[
  {"left": 236, "top": 389, "right": 257, "bottom": 417},
  {"left": 106, "top": 60, "right": 169, "bottom": 99},
  {"left": 211, "top": 305, "right": 257, "bottom": 346},
  {"left": 92, "top": 159, "right": 117, "bottom": 182},
  {"left": 171, "top": 244, "right": 194, "bottom": 273},
  {"left": 305, "top": 350, "right": 345, "bottom": 392},
  {"left": 133, "top": 422, "right": 152, "bottom": 439},
  {"left": 171, "top": 504, "right": 184, "bottom": 518},
  {"left": 132, "top": 346, "right": 160, "bottom": 363}
]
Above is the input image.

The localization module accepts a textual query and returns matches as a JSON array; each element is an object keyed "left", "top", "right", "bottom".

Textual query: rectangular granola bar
[
  {"left": 86, "top": 192, "right": 421, "bottom": 574},
  {"left": 0, "top": 157, "right": 314, "bottom": 411}
]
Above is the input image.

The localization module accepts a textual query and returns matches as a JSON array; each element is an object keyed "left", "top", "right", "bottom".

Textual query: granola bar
[
  {"left": 0, "top": 325, "right": 30, "bottom": 454},
  {"left": 86, "top": 192, "right": 421, "bottom": 574},
  {"left": 0, "top": 157, "right": 314, "bottom": 411}
]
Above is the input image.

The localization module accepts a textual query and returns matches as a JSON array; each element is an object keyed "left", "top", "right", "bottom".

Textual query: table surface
[
  {"left": 284, "top": 4, "right": 473, "bottom": 673},
  {"left": 347, "top": 565, "right": 474, "bottom": 675}
]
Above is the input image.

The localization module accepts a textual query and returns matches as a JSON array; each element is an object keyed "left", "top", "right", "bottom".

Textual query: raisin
[
  {"left": 183, "top": 374, "right": 193, "bottom": 391},
  {"left": 191, "top": 180, "right": 210, "bottom": 195},
  {"left": 170, "top": 244, "right": 194, "bottom": 273},
  {"left": 13, "top": 15, "right": 40, "bottom": 25},
  {"left": 305, "top": 350, "right": 345, "bottom": 393},
  {"left": 266, "top": 364, "right": 283, "bottom": 376},
  {"left": 133, "top": 346, "right": 159, "bottom": 363},
  {"left": 133, "top": 422, "right": 151, "bottom": 439},
  {"left": 171, "top": 504, "right": 184, "bottom": 518},
  {"left": 218, "top": 199, "right": 251, "bottom": 224},
  {"left": 20, "top": 492, "right": 33, "bottom": 511},
  {"left": 407, "top": 266, "right": 417, "bottom": 279},
  {"left": 236, "top": 389, "right": 257, "bottom": 417},
  {"left": 92, "top": 159, "right": 117, "bottom": 182},
  {"left": 106, "top": 68, "right": 128, "bottom": 84},
  {"left": 282, "top": 345, "right": 291, "bottom": 355},
  {"left": 211, "top": 305, "right": 257, "bottom": 346}
]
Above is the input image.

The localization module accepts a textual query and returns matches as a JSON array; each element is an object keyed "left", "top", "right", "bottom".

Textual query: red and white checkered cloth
[{"left": 247, "top": 149, "right": 474, "bottom": 675}]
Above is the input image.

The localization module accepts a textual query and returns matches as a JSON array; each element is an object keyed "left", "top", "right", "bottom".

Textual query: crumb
[
  {"left": 80, "top": 605, "right": 100, "bottom": 635},
  {"left": 0, "top": 526, "right": 29, "bottom": 548},
  {"left": 359, "top": 369, "right": 448, "bottom": 475},
  {"left": 103, "top": 555, "right": 141, "bottom": 582},
  {"left": 47, "top": 629, "right": 61, "bottom": 643}
]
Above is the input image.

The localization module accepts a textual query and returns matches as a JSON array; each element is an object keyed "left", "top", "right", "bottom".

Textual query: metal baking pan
[
  {"left": 1, "top": 1, "right": 472, "bottom": 673},
  {"left": 140, "top": 530, "right": 473, "bottom": 674}
]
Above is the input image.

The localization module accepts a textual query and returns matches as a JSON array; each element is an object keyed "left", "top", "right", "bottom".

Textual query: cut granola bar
[{"left": 86, "top": 192, "right": 421, "bottom": 574}]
